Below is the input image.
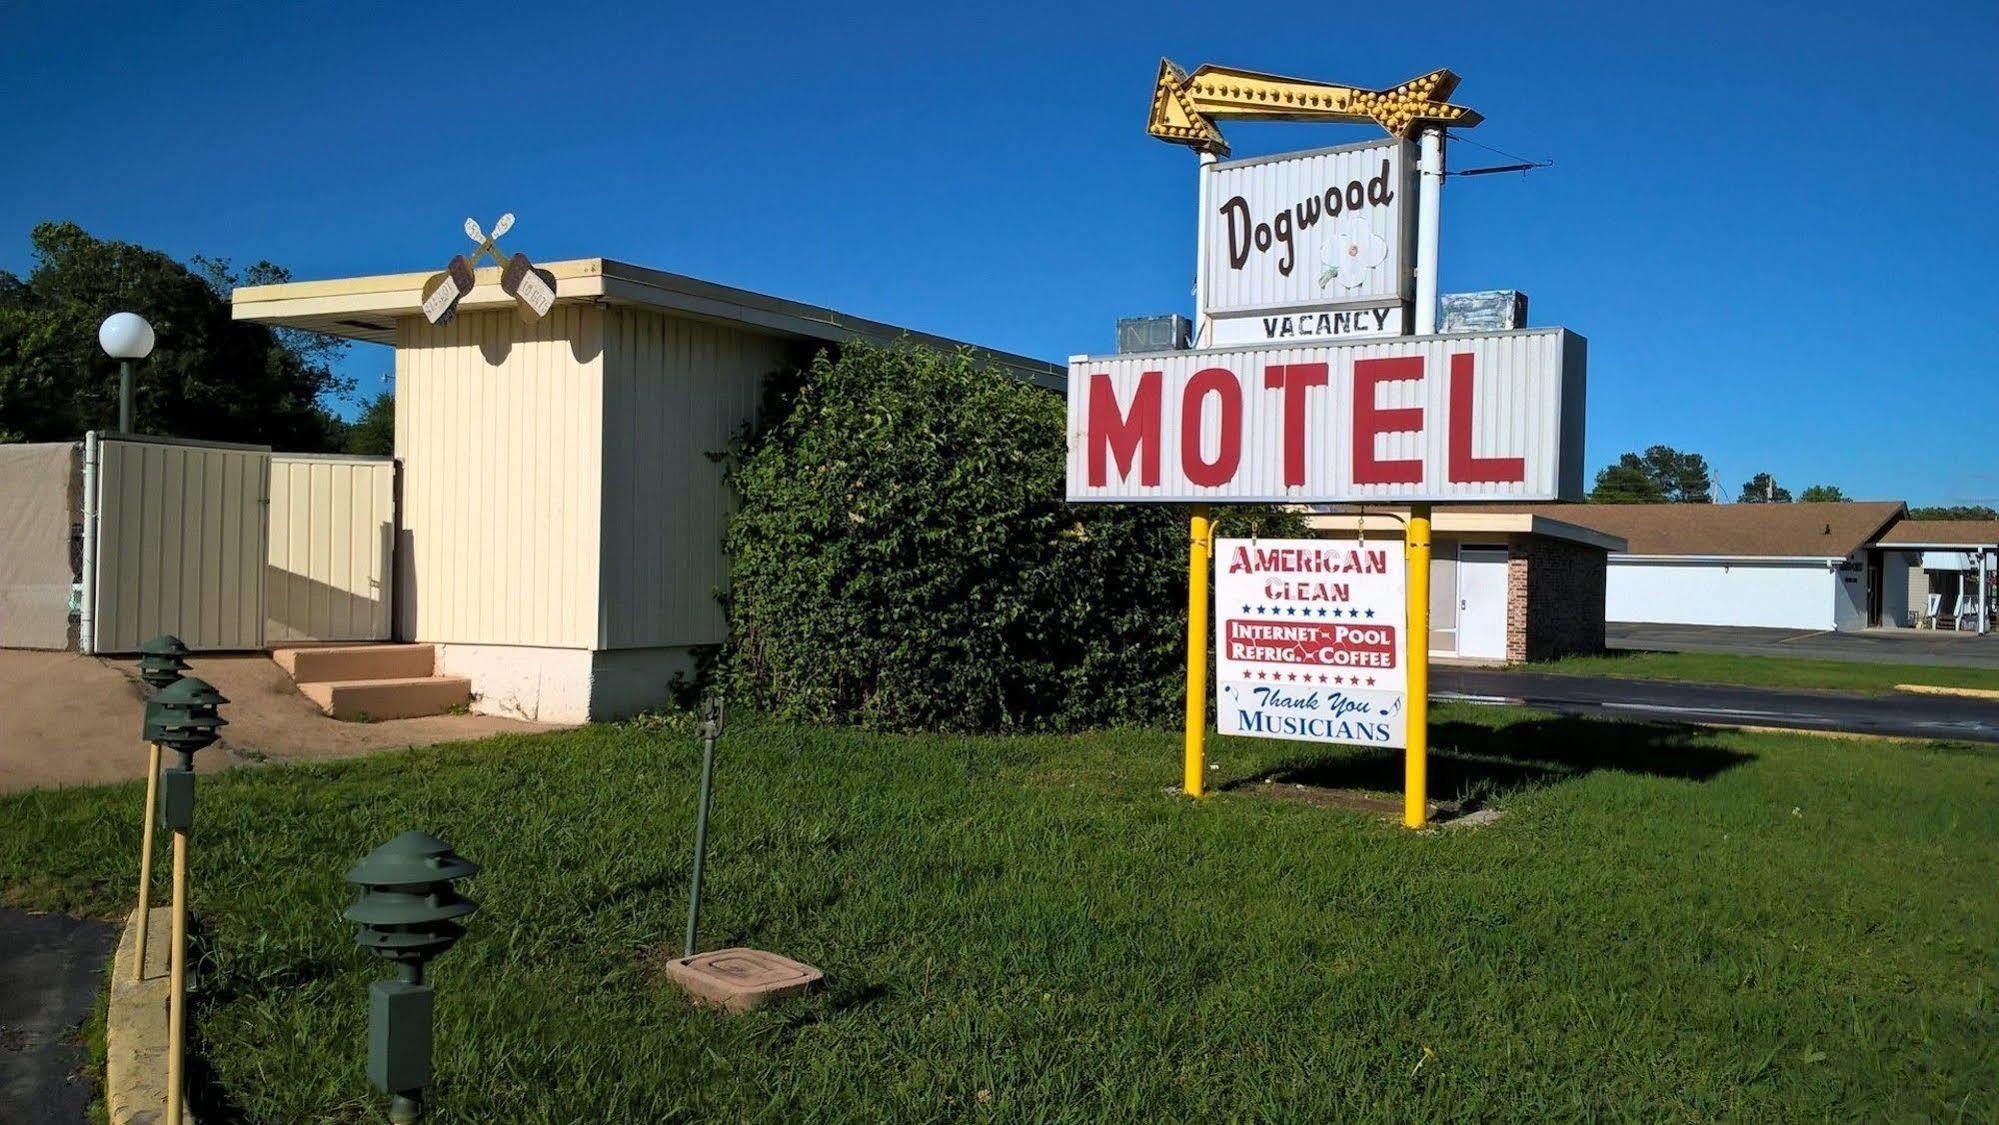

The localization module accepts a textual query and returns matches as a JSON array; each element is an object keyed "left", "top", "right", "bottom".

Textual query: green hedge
[{"left": 722, "top": 340, "right": 1295, "bottom": 734}]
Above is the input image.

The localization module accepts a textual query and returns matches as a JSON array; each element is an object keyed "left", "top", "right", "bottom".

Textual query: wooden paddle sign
[{"left": 420, "top": 213, "right": 556, "bottom": 325}]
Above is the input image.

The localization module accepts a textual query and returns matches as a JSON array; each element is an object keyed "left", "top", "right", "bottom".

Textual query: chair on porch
[{"left": 1917, "top": 593, "right": 1942, "bottom": 630}]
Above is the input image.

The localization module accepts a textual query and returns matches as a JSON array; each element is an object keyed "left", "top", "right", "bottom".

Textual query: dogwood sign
[
  {"left": 1200, "top": 138, "right": 1415, "bottom": 345},
  {"left": 1216, "top": 537, "right": 1407, "bottom": 747}
]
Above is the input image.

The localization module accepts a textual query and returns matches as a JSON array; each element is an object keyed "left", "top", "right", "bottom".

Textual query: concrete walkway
[
  {"left": 0, "top": 908, "right": 116, "bottom": 1122},
  {"left": 0, "top": 649, "right": 568, "bottom": 794},
  {"left": 1434, "top": 666, "right": 1999, "bottom": 744},
  {"left": 1607, "top": 622, "right": 1999, "bottom": 670}
]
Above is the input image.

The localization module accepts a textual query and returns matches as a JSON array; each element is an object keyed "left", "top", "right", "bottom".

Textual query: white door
[{"left": 1456, "top": 546, "right": 1510, "bottom": 660}]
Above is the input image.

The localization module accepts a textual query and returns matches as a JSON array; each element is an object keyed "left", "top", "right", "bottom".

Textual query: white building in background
[
  {"left": 1470, "top": 502, "right": 1997, "bottom": 634},
  {"left": 1586, "top": 501, "right": 1904, "bottom": 632}
]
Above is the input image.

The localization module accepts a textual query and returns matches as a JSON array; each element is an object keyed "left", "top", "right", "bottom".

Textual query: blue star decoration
[{"left": 1364, "top": 608, "right": 1375, "bottom": 619}]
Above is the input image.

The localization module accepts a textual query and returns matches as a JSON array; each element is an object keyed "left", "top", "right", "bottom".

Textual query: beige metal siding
[
  {"left": 394, "top": 306, "right": 603, "bottom": 648},
  {"left": 266, "top": 455, "right": 396, "bottom": 643},
  {"left": 598, "top": 308, "right": 795, "bottom": 649},
  {"left": 93, "top": 439, "right": 268, "bottom": 653}
]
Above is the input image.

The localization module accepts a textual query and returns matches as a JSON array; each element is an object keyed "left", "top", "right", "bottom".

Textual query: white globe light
[{"left": 99, "top": 312, "right": 156, "bottom": 360}]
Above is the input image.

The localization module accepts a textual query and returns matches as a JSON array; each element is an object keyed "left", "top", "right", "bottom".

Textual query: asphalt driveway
[
  {"left": 0, "top": 909, "right": 115, "bottom": 1122},
  {"left": 1435, "top": 666, "right": 1999, "bottom": 744},
  {"left": 1608, "top": 622, "right": 1999, "bottom": 670}
]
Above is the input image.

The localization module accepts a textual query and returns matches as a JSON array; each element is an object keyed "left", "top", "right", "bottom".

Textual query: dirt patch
[
  {"left": 0, "top": 649, "right": 569, "bottom": 793},
  {"left": 1241, "top": 777, "right": 1501, "bottom": 828}
]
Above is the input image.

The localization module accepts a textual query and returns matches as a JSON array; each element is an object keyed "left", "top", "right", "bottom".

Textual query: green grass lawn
[
  {"left": 3, "top": 709, "right": 1995, "bottom": 1121},
  {"left": 1530, "top": 649, "right": 1999, "bottom": 695}
]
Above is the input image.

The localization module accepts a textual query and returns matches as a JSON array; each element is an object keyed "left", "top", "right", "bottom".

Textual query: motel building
[
  {"left": 1304, "top": 509, "right": 1624, "bottom": 663},
  {"left": 1474, "top": 502, "right": 1996, "bottom": 635},
  {"left": 1301, "top": 501, "right": 1999, "bottom": 662},
  {"left": 226, "top": 258, "right": 1061, "bottom": 722}
]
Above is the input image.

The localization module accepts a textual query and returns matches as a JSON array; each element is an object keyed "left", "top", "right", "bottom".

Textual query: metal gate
[{"left": 85, "top": 434, "right": 271, "bottom": 653}]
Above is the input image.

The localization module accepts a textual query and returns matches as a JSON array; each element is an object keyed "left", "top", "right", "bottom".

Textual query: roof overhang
[
  {"left": 232, "top": 257, "right": 1064, "bottom": 390},
  {"left": 1875, "top": 540, "right": 1999, "bottom": 551},
  {"left": 1303, "top": 509, "right": 1627, "bottom": 552},
  {"left": 1610, "top": 554, "right": 1843, "bottom": 565}
]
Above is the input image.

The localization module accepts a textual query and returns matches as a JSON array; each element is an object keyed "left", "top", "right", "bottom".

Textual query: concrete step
[
  {"left": 274, "top": 644, "right": 435, "bottom": 684},
  {"left": 299, "top": 676, "right": 470, "bottom": 721}
]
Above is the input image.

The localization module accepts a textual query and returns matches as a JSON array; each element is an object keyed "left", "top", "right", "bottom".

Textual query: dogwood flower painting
[{"left": 1319, "top": 218, "right": 1389, "bottom": 290}]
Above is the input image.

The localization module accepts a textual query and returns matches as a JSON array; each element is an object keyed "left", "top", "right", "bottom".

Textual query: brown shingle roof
[
  {"left": 1876, "top": 520, "right": 1999, "bottom": 548},
  {"left": 1438, "top": 501, "right": 1907, "bottom": 558}
]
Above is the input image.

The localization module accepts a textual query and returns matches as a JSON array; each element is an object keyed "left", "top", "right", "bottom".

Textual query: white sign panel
[
  {"left": 1065, "top": 328, "right": 1587, "bottom": 504},
  {"left": 1216, "top": 538, "right": 1407, "bottom": 748},
  {"left": 1200, "top": 139, "right": 1415, "bottom": 323},
  {"left": 1209, "top": 302, "right": 1409, "bottom": 347}
]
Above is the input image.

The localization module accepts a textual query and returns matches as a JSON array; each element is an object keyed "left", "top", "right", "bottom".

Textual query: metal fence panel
[{"left": 93, "top": 437, "right": 270, "bottom": 653}]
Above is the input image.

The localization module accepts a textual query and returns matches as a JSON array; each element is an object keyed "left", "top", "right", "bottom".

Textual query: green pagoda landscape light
[
  {"left": 151, "top": 676, "right": 227, "bottom": 776},
  {"left": 132, "top": 634, "right": 190, "bottom": 983},
  {"left": 344, "top": 831, "right": 480, "bottom": 1124},
  {"left": 146, "top": 674, "right": 225, "bottom": 1125},
  {"left": 137, "top": 634, "right": 192, "bottom": 691}
]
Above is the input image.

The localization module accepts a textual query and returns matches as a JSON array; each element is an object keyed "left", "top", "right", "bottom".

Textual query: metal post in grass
[
  {"left": 134, "top": 635, "right": 191, "bottom": 981},
  {"left": 664, "top": 695, "right": 823, "bottom": 1012},
  {"left": 344, "top": 831, "right": 479, "bottom": 1125},
  {"left": 149, "top": 675, "right": 227, "bottom": 1125},
  {"left": 684, "top": 692, "right": 723, "bottom": 958}
]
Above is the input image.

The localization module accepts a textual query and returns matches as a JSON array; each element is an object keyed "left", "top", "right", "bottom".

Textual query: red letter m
[{"left": 1086, "top": 371, "right": 1161, "bottom": 487}]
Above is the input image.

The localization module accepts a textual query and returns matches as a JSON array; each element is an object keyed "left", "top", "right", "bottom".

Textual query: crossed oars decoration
[
  {"left": 1147, "top": 59, "right": 1482, "bottom": 156},
  {"left": 420, "top": 213, "right": 558, "bottom": 326}
]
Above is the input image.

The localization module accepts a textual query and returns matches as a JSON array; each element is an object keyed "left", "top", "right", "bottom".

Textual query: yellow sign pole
[
  {"left": 133, "top": 741, "right": 160, "bottom": 980},
  {"left": 1184, "top": 506, "right": 1213, "bottom": 798},
  {"left": 1404, "top": 505, "right": 1432, "bottom": 828}
]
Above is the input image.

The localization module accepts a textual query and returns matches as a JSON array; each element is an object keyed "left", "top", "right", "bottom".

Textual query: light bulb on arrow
[{"left": 1147, "top": 59, "right": 1483, "bottom": 156}]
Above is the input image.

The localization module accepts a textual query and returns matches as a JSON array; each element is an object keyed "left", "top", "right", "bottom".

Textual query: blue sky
[{"left": 3, "top": 1, "right": 1994, "bottom": 505}]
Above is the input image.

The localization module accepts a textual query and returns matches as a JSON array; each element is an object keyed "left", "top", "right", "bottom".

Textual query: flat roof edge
[{"left": 230, "top": 256, "right": 1063, "bottom": 388}]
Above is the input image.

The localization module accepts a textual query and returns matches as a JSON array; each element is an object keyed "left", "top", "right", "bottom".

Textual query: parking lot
[{"left": 1608, "top": 622, "right": 1999, "bottom": 670}]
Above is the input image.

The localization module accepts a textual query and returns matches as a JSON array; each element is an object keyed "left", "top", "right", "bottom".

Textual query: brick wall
[{"left": 1505, "top": 537, "right": 1609, "bottom": 663}]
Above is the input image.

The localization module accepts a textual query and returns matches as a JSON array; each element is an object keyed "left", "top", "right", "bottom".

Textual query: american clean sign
[
  {"left": 1215, "top": 537, "right": 1407, "bottom": 747},
  {"left": 1065, "top": 328, "right": 1587, "bottom": 503},
  {"left": 1200, "top": 139, "right": 1415, "bottom": 345}
]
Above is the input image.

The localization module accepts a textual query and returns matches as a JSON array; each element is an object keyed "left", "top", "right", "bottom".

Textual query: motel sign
[{"left": 1066, "top": 327, "right": 1587, "bottom": 504}]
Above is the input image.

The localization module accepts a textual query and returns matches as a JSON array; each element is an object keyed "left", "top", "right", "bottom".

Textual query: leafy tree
[
  {"left": 0, "top": 221, "right": 350, "bottom": 448},
  {"left": 1798, "top": 484, "right": 1847, "bottom": 503},
  {"left": 1592, "top": 444, "right": 1713, "bottom": 503},
  {"left": 343, "top": 388, "right": 395, "bottom": 455},
  {"left": 1738, "top": 472, "right": 1792, "bottom": 503},
  {"left": 1590, "top": 455, "right": 1666, "bottom": 503},
  {"left": 1909, "top": 505, "right": 1999, "bottom": 521},
  {"left": 1639, "top": 444, "right": 1714, "bottom": 503}
]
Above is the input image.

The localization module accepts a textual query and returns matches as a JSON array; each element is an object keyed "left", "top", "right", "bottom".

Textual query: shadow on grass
[{"left": 1231, "top": 714, "right": 1753, "bottom": 806}]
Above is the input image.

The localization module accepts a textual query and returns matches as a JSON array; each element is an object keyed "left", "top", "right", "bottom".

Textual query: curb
[
  {"left": 106, "top": 905, "right": 195, "bottom": 1124},
  {"left": 1895, "top": 683, "right": 1999, "bottom": 701}
]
